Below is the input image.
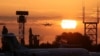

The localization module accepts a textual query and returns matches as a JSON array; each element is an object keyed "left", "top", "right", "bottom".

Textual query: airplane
[
  {"left": 1, "top": 33, "right": 99, "bottom": 56},
  {"left": 42, "top": 23, "right": 53, "bottom": 26}
]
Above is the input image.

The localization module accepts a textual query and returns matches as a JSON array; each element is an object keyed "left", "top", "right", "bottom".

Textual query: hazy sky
[
  {"left": 0, "top": 0, "right": 98, "bottom": 17},
  {"left": 0, "top": 0, "right": 99, "bottom": 44}
]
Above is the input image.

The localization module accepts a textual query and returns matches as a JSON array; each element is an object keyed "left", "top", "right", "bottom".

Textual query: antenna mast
[{"left": 82, "top": 0, "right": 99, "bottom": 45}]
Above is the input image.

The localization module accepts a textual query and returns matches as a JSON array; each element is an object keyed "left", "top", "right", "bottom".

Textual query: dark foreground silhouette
[{"left": 0, "top": 26, "right": 100, "bottom": 56}]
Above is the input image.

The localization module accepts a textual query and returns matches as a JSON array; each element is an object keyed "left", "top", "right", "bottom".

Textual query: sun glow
[{"left": 61, "top": 19, "right": 77, "bottom": 29}]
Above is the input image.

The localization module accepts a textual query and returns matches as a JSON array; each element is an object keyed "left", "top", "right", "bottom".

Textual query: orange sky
[
  {"left": 0, "top": 0, "right": 98, "bottom": 17},
  {"left": 0, "top": 0, "right": 100, "bottom": 44}
]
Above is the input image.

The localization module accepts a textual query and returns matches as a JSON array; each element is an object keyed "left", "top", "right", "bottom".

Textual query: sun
[{"left": 61, "top": 19, "right": 77, "bottom": 29}]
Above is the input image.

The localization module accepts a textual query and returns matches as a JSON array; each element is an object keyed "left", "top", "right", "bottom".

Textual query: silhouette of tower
[
  {"left": 33, "top": 35, "right": 40, "bottom": 48},
  {"left": 82, "top": 2, "right": 99, "bottom": 45},
  {"left": 16, "top": 11, "right": 28, "bottom": 45},
  {"left": 29, "top": 28, "right": 33, "bottom": 47}
]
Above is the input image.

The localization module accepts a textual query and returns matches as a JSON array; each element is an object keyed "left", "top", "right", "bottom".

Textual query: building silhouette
[{"left": 29, "top": 28, "right": 40, "bottom": 48}]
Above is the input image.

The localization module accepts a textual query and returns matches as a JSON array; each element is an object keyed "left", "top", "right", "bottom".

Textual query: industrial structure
[
  {"left": 82, "top": 2, "right": 99, "bottom": 45},
  {"left": 16, "top": 11, "right": 28, "bottom": 45},
  {"left": 29, "top": 28, "right": 40, "bottom": 48}
]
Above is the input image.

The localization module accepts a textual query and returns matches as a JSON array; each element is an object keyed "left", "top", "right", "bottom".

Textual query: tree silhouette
[
  {"left": 53, "top": 32, "right": 93, "bottom": 49},
  {"left": 40, "top": 42, "right": 52, "bottom": 48}
]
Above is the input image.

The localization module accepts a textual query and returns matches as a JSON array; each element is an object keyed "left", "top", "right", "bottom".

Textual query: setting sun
[{"left": 61, "top": 19, "right": 77, "bottom": 29}]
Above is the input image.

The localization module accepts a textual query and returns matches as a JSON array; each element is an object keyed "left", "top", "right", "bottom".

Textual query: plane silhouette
[{"left": 42, "top": 23, "right": 53, "bottom": 26}]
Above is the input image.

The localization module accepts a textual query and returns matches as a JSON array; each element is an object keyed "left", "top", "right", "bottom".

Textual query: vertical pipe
[
  {"left": 82, "top": 0, "right": 85, "bottom": 23},
  {"left": 84, "top": 23, "right": 86, "bottom": 35}
]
